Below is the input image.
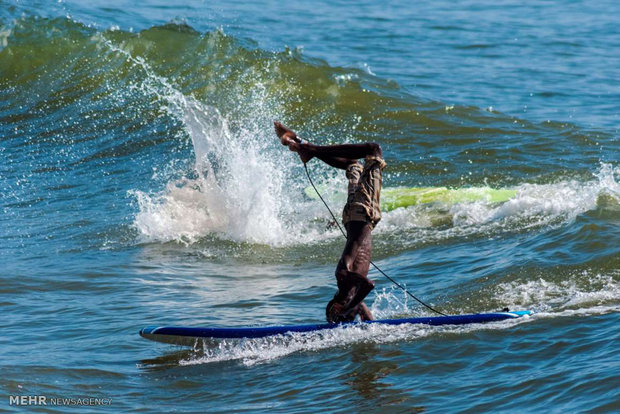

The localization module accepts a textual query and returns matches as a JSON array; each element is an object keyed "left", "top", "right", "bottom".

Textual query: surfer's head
[
  {"left": 326, "top": 298, "right": 355, "bottom": 323},
  {"left": 326, "top": 298, "right": 342, "bottom": 323}
]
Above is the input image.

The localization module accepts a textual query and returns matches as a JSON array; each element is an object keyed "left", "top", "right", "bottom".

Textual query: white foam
[
  {"left": 0, "top": 26, "right": 12, "bottom": 49},
  {"left": 369, "top": 286, "right": 417, "bottom": 319},
  {"left": 176, "top": 269, "right": 620, "bottom": 366},
  {"left": 106, "top": 33, "right": 620, "bottom": 247},
  {"left": 495, "top": 270, "right": 620, "bottom": 312},
  {"left": 379, "top": 163, "right": 620, "bottom": 244},
  {"left": 178, "top": 315, "right": 531, "bottom": 367},
  {"left": 103, "top": 36, "right": 338, "bottom": 245}
]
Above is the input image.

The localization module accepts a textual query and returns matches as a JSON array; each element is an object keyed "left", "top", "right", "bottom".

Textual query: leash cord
[{"left": 303, "top": 163, "right": 447, "bottom": 316}]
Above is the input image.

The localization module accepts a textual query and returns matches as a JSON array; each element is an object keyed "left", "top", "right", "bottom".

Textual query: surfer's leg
[
  {"left": 274, "top": 121, "right": 357, "bottom": 168},
  {"left": 305, "top": 142, "right": 382, "bottom": 162},
  {"left": 274, "top": 121, "right": 299, "bottom": 146}
]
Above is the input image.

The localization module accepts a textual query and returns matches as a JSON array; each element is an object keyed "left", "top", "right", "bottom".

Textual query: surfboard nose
[{"left": 139, "top": 326, "right": 159, "bottom": 337}]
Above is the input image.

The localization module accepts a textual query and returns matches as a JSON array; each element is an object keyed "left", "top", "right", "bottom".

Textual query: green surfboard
[{"left": 305, "top": 185, "right": 517, "bottom": 212}]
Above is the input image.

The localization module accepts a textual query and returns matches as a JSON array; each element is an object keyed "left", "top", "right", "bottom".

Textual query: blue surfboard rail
[{"left": 140, "top": 310, "right": 533, "bottom": 344}]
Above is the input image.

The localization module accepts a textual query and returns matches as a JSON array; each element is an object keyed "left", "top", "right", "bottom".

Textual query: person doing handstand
[{"left": 274, "top": 121, "right": 386, "bottom": 323}]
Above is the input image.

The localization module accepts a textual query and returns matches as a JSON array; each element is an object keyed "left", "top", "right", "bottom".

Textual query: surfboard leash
[{"left": 303, "top": 163, "right": 448, "bottom": 316}]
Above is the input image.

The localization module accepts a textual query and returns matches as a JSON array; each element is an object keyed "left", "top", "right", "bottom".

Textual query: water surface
[{"left": 2, "top": 0, "right": 620, "bottom": 412}]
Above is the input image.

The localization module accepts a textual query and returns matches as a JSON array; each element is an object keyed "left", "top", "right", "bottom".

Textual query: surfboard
[
  {"left": 140, "top": 310, "right": 532, "bottom": 346},
  {"left": 304, "top": 185, "right": 517, "bottom": 212}
]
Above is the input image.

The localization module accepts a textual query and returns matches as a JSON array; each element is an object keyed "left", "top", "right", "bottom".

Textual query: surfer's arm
[
  {"left": 342, "top": 302, "right": 373, "bottom": 321},
  {"left": 357, "top": 302, "right": 373, "bottom": 321}
]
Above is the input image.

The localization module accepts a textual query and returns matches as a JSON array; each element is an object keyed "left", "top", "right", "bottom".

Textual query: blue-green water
[{"left": 2, "top": 0, "right": 620, "bottom": 412}]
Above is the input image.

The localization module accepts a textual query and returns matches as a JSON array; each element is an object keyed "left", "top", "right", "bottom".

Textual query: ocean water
[{"left": 2, "top": 0, "right": 620, "bottom": 412}]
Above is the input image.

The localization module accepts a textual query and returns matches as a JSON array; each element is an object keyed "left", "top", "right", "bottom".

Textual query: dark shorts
[{"left": 342, "top": 156, "right": 386, "bottom": 230}]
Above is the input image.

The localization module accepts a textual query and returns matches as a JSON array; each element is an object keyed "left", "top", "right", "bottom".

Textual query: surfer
[{"left": 274, "top": 121, "right": 386, "bottom": 323}]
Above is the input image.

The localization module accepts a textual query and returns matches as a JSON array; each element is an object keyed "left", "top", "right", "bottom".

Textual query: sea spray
[
  {"left": 495, "top": 270, "right": 620, "bottom": 312},
  {"left": 103, "top": 35, "right": 330, "bottom": 245}
]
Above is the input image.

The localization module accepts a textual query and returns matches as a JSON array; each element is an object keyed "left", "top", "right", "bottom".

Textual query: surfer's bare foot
[
  {"left": 295, "top": 143, "right": 314, "bottom": 164},
  {"left": 273, "top": 121, "right": 314, "bottom": 163},
  {"left": 274, "top": 121, "right": 298, "bottom": 146}
]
